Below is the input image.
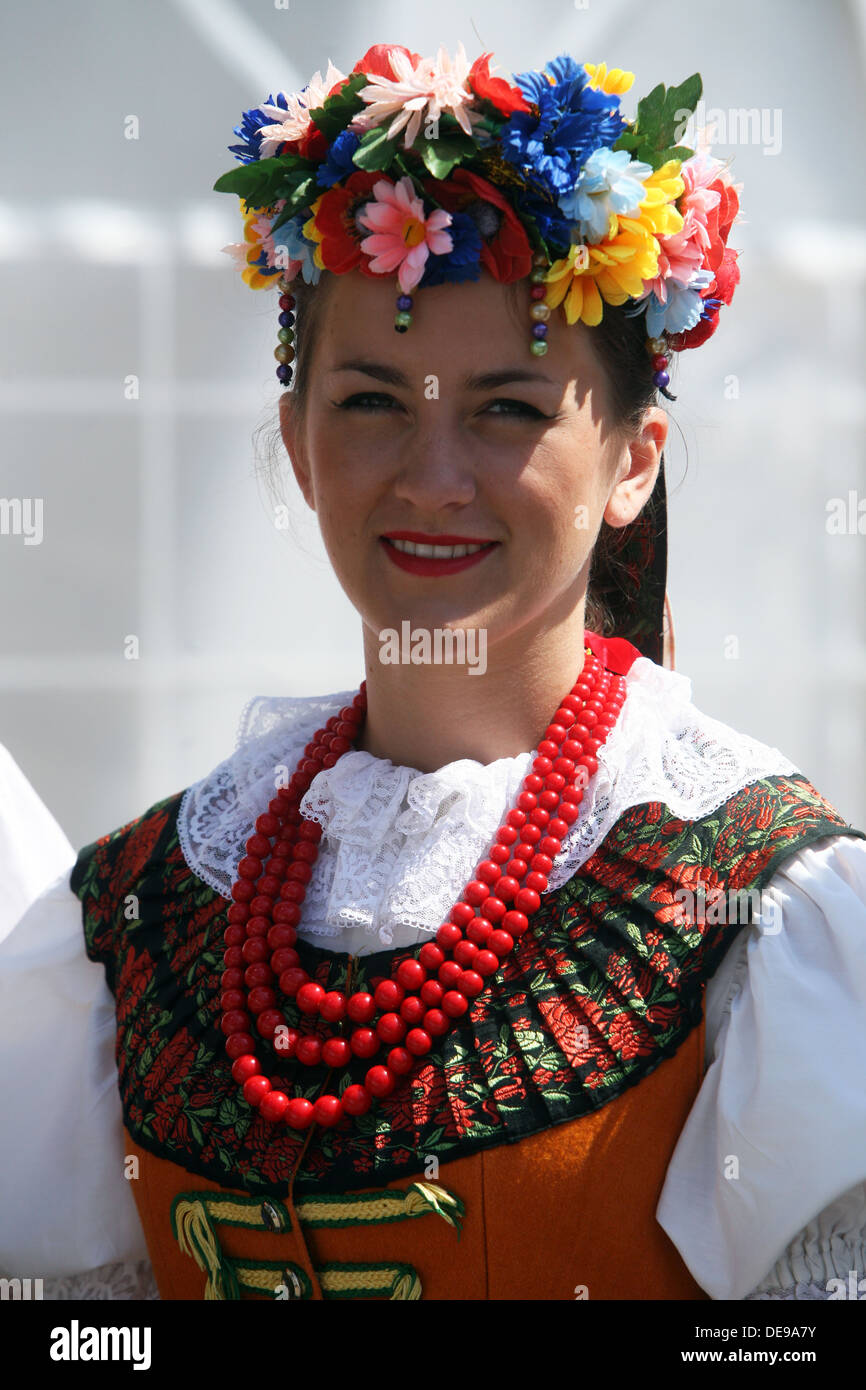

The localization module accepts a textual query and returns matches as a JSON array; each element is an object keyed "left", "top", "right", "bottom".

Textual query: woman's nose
[{"left": 390, "top": 419, "right": 477, "bottom": 510}]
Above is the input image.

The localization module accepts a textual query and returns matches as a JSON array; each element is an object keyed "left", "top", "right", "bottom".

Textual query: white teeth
[{"left": 389, "top": 538, "right": 490, "bottom": 559}]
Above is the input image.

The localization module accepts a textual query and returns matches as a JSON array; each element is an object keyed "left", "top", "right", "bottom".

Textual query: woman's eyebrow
[{"left": 329, "top": 359, "right": 556, "bottom": 389}]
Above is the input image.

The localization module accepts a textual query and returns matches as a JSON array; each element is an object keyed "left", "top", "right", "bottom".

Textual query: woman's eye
[
  {"left": 337, "top": 393, "right": 399, "bottom": 411},
  {"left": 485, "top": 399, "right": 547, "bottom": 418}
]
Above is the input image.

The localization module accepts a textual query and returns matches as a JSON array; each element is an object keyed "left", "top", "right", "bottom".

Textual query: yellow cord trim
[
  {"left": 296, "top": 1180, "right": 464, "bottom": 1232},
  {"left": 172, "top": 1198, "right": 239, "bottom": 1300},
  {"left": 205, "top": 1198, "right": 263, "bottom": 1225},
  {"left": 318, "top": 1265, "right": 422, "bottom": 1300}
]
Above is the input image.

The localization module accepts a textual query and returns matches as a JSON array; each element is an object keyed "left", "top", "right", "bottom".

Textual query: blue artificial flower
[
  {"left": 229, "top": 93, "right": 291, "bottom": 164},
  {"left": 512, "top": 186, "right": 573, "bottom": 253},
  {"left": 317, "top": 129, "right": 360, "bottom": 188},
  {"left": 418, "top": 211, "right": 482, "bottom": 288},
  {"left": 626, "top": 269, "right": 715, "bottom": 336},
  {"left": 559, "top": 148, "right": 653, "bottom": 243},
  {"left": 499, "top": 55, "right": 627, "bottom": 203},
  {"left": 270, "top": 214, "right": 321, "bottom": 285}
]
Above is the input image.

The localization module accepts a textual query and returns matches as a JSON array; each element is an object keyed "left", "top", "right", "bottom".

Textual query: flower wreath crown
[{"left": 215, "top": 43, "right": 742, "bottom": 400}]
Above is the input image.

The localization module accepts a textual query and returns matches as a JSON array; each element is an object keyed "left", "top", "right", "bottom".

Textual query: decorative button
[
  {"left": 260, "top": 1200, "right": 283, "bottom": 1232},
  {"left": 282, "top": 1267, "right": 304, "bottom": 1299}
]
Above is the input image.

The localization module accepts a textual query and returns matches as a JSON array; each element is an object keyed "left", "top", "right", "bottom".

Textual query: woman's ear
[
  {"left": 603, "top": 407, "right": 668, "bottom": 529},
  {"left": 279, "top": 390, "right": 316, "bottom": 513}
]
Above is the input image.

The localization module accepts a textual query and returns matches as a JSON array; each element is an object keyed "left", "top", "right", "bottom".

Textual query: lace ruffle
[
  {"left": 42, "top": 1259, "right": 160, "bottom": 1300},
  {"left": 178, "top": 657, "right": 798, "bottom": 950},
  {"left": 744, "top": 1282, "right": 832, "bottom": 1300}
]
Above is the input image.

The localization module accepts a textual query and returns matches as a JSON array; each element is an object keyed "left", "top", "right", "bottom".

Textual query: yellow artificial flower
[
  {"left": 237, "top": 203, "right": 277, "bottom": 289},
  {"left": 301, "top": 200, "right": 327, "bottom": 271},
  {"left": 637, "top": 160, "right": 685, "bottom": 237},
  {"left": 583, "top": 63, "right": 635, "bottom": 96},
  {"left": 543, "top": 216, "right": 661, "bottom": 327}
]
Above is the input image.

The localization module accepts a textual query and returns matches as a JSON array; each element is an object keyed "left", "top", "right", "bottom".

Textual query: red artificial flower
[
  {"left": 351, "top": 44, "right": 422, "bottom": 80},
  {"left": 468, "top": 52, "right": 531, "bottom": 116},
  {"left": 296, "top": 125, "right": 329, "bottom": 161},
  {"left": 669, "top": 244, "right": 741, "bottom": 351},
  {"left": 669, "top": 173, "right": 741, "bottom": 351},
  {"left": 423, "top": 168, "right": 533, "bottom": 283},
  {"left": 309, "top": 169, "right": 390, "bottom": 275}
]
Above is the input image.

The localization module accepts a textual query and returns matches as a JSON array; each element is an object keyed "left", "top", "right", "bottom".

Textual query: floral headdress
[{"left": 215, "top": 42, "right": 742, "bottom": 401}]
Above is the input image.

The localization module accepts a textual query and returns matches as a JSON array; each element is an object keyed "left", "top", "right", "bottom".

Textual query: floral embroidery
[{"left": 71, "top": 776, "right": 863, "bottom": 1196}]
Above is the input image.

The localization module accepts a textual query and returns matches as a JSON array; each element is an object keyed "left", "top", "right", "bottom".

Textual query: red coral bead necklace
[{"left": 220, "top": 645, "right": 626, "bottom": 1132}]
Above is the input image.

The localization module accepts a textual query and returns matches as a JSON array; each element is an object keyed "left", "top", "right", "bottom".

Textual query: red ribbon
[{"left": 583, "top": 629, "right": 643, "bottom": 676}]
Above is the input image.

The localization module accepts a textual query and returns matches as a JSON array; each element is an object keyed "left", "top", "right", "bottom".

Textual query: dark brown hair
[{"left": 262, "top": 271, "right": 668, "bottom": 635}]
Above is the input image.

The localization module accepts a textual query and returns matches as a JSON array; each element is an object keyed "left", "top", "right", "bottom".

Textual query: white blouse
[{"left": 1, "top": 656, "right": 865, "bottom": 1301}]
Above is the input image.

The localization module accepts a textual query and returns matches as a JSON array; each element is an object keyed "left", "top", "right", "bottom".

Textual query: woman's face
[{"left": 280, "top": 269, "right": 666, "bottom": 654}]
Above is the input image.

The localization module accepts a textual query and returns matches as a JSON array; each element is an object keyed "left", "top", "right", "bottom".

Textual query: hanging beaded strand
[
  {"left": 647, "top": 333, "right": 676, "bottom": 402},
  {"left": 394, "top": 292, "right": 413, "bottom": 332},
  {"left": 528, "top": 251, "right": 551, "bottom": 356},
  {"left": 275, "top": 274, "right": 296, "bottom": 387}
]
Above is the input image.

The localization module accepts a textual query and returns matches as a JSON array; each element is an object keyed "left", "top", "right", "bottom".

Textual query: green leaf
[
  {"left": 213, "top": 153, "right": 307, "bottom": 201},
  {"left": 614, "top": 73, "right": 703, "bottom": 167},
  {"left": 269, "top": 174, "right": 320, "bottom": 231},
  {"left": 416, "top": 130, "right": 476, "bottom": 180},
  {"left": 660, "top": 144, "right": 696, "bottom": 166},
  {"left": 664, "top": 73, "right": 703, "bottom": 141},
  {"left": 307, "top": 71, "right": 368, "bottom": 142},
  {"left": 216, "top": 1096, "right": 243, "bottom": 1127},
  {"left": 635, "top": 82, "right": 666, "bottom": 146},
  {"left": 351, "top": 122, "right": 402, "bottom": 172}
]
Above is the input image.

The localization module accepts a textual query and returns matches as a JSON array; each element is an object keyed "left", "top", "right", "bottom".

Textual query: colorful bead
[
  {"left": 312, "top": 1094, "right": 343, "bottom": 1126},
  {"left": 341, "top": 1084, "right": 371, "bottom": 1116},
  {"left": 259, "top": 1090, "right": 290, "bottom": 1122},
  {"left": 365, "top": 1065, "right": 395, "bottom": 1098},
  {"left": 285, "top": 1097, "right": 314, "bottom": 1130}
]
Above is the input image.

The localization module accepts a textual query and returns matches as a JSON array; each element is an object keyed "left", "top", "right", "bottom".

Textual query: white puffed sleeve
[
  {"left": 0, "top": 743, "right": 76, "bottom": 941},
  {"left": 0, "top": 870, "right": 154, "bottom": 1292},
  {"left": 657, "top": 834, "right": 866, "bottom": 1300}
]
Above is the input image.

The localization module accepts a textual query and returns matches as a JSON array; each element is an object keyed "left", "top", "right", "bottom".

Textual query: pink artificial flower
[
  {"left": 351, "top": 42, "right": 483, "bottom": 150},
  {"left": 644, "top": 148, "right": 738, "bottom": 301},
  {"left": 644, "top": 207, "right": 711, "bottom": 300},
  {"left": 356, "top": 176, "right": 453, "bottom": 293},
  {"left": 257, "top": 60, "right": 347, "bottom": 157}
]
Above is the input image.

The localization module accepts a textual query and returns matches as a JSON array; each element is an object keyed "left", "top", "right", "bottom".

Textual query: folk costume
[{"left": 2, "top": 44, "right": 866, "bottom": 1302}]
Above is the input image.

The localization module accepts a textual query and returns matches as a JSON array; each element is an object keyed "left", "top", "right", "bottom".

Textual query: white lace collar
[{"left": 177, "top": 656, "right": 798, "bottom": 951}]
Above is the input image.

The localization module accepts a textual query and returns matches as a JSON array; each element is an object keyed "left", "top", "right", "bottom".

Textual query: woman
[{"left": 2, "top": 42, "right": 865, "bottom": 1303}]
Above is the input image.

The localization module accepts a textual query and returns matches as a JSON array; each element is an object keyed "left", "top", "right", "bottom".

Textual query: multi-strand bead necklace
[{"left": 220, "top": 646, "right": 626, "bottom": 1131}]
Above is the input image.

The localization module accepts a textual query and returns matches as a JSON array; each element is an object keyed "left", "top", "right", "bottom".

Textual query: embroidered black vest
[{"left": 70, "top": 773, "right": 864, "bottom": 1197}]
